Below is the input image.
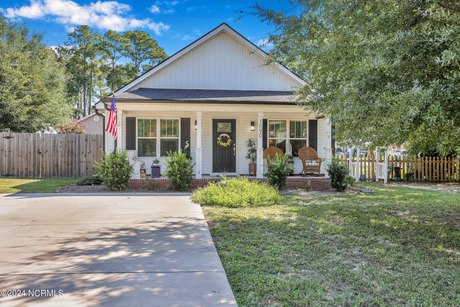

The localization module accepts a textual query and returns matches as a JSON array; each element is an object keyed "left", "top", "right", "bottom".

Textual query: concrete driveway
[{"left": 0, "top": 194, "right": 236, "bottom": 306}]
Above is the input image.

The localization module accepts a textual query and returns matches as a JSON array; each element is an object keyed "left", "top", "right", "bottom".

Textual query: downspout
[{"left": 92, "top": 102, "right": 109, "bottom": 155}]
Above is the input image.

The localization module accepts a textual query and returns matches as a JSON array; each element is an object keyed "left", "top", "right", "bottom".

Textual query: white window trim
[
  {"left": 267, "top": 119, "right": 309, "bottom": 156},
  {"left": 136, "top": 117, "right": 181, "bottom": 158}
]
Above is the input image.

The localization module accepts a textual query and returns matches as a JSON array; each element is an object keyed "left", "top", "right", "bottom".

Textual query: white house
[{"left": 101, "top": 23, "right": 332, "bottom": 179}]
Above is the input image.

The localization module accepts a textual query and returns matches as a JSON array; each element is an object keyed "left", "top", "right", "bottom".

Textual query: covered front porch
[{"left": 106, "top": 101, "right": 333, "bottom": 179}]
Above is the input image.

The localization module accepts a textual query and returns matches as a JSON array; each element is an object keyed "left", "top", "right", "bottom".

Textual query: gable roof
[{"left": 115, "top": 23, "right": 305, "bottom": 96}]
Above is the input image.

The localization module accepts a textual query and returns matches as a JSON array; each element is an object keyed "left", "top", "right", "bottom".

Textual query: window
[
  {"left": 289, "top": 121, "right": 308, "bottom": 157},
  {"left": 137, "top": 119, "right": 180, "bottom": 157},
  {"left": 138, "top": 119, "right": 157, "bottom": 157},
  {"left": 268, "top": 120, "right": 287, "bottom": 153},
  {"left": 160, "top": 119, "right": 179, "bottom": 156}
]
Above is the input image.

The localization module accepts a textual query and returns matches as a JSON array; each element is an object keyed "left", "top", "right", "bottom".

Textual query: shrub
[
  {"left": 245, "top": 138, "right": 257, "bottom": 163},
  {"left": 164, "top": 151, "right": 194, "bottom": 191},
  {"left": 267, "top": 154, "right": 291, "bottom": 190},
  {"left": 97, "top": 150, "right": 133, "bottom": 191},
  {"left": 192, "top": 177, "right": 282, "bottom": 207},
  {"left": 326, "top": 159, "right": 354, "bottom": 191},
  {"left": 76, "top": 175, "right": 103, "bottom": 186},
  {"left": 57, "top": 120, "right": 86, "bottom": 134}
]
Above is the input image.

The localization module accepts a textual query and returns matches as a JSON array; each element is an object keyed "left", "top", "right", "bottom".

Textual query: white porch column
[
  {"left": 195, "top": 112, "right": 202, "bottom": 179},
  {"left": 256, "top": 112, "right": 264, "bottom": 179},
  {"left": 324, "top": 148, "right": 332, "bottom": 178},
  {"left": 117, "top": 110, "right": 122, "bottom": 151}
]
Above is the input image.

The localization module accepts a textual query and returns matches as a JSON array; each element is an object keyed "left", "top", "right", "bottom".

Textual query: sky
[{"left": 0, "top": 0, "right": 289, "bottom": 55}]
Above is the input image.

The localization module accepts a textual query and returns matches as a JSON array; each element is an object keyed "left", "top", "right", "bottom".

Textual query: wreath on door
[{"left": 217, "top": 133, "right": 233, "bottom": 148}]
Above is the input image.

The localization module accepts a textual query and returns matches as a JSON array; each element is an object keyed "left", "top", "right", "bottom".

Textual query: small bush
[
  {"left": 192, "top": 177, "right": 282, "bottom": 207},
  {"left": 97, "top": 150, "right": 133, "bottom": 191},
  {"left": 76, "top": 175, "right": 103, "bottom": 186},
  {"left": 164, "top": 151, "right": 194, "bottom": 191},
  {"left": 326, "top": 159, "right": 354, "bottom": 191},
  {"left": 267, "top": 154, "right": 291, "bottom": 190}
]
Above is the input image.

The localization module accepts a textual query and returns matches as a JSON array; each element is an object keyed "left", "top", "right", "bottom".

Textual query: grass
[
  {"left": 0, "top": 178, "right": 78, "bottom": 193},
  {"left": 203, "top": 183, "right": 460, "bottom": 305},
  {"left": 192, "top": 177, "right": 282, "bottom": 207}
]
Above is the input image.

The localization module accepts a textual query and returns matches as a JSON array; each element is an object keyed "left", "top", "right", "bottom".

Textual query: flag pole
[{"left": 113, "top": 92, "right": 117, "bottom": 153}]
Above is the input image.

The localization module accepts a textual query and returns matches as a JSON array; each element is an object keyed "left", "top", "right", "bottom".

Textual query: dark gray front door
[{"left": 213, "top": 119, "right": 236, "bottom": 172}]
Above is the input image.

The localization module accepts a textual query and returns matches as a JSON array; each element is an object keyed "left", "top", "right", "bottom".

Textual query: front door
[{"left": 213, "top": 119, "right": 236, "bottom": 172}]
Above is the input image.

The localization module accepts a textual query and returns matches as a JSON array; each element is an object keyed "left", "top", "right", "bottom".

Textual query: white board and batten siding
[{"left": 133, "top": 31, "right": 300, "bottom": 92}]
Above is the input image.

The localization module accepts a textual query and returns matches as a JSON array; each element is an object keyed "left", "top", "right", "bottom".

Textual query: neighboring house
[
  {"left": 78, "top": 113, "right": 104, "bottom": 135},
  {"left": 102, "top": 23, "right": 332, "bottom": 178}
]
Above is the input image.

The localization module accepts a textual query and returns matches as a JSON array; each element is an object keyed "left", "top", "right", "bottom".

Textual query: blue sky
[{"left": 0, "top": 0, "right": 288, "bottom": 55}]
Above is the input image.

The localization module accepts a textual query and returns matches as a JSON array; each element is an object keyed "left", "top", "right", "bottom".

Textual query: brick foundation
[{"left": 129, "top": 176, "right": 331, "bottom": 192}]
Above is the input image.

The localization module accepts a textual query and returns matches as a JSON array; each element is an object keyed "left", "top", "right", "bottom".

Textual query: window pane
[
  {"left": 290, "top": 121, "right": 307, "bottom": 138},
  {"left": 160, "top": 119, "right": 179, "bottom": 137},
  {"left": 138, "top": 139, "right": 156, "bottom": 157},
  {"left": 160, "top": 139, "right": 179, "bottom": 156},
  {"left": 217, "top": 122, "right": 232, "bottom": 133},
  {"left": 138, "top": 119, "right": 156, "bottom": 137},
  {"left": 290, "top": 139, "right": 307, "bottom": 157},
  {"left": 269, "top": 120, "right": 286, "bottom": 139},
  {"left": 268, "top": 138, "right": 286, "bottom": 153}
]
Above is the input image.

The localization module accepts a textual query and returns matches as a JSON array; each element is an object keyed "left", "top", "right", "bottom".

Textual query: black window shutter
[
  {"left": 262, "top": 119, "right": 268, "bottom": 149},
  {"left": 308, "top": 120, "right": 318, "bottom": 151},
  {"left": 180, "top": 118, "right": 191, "bottom": 157},
  {"left": 126, "top": 117, "right": 136, "bottom": 150}
]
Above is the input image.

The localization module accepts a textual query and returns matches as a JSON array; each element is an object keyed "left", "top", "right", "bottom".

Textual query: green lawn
[
  {"left": 0, "top": 178, "right": 78, "bottom": 193},
  {"left": 203, "top": 184, "right": 460, "bottom": 305}
]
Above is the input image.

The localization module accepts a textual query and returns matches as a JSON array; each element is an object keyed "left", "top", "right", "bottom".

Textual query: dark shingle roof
[{"left": 113, "top": 88, "right": 297, "bottom": 104}]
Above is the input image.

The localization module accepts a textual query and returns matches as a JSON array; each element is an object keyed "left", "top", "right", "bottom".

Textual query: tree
[
  {"left": 98, "top": 30, "right": 129, "bottom": 93},
  {"left": 256, "top": 0, "right": 460, "bottom": 155},
  {"left": 0, "top": 17, "right": 72, "bottom": 132},
  {"left": 123, "top": 30, "right": 167, "bottom": 76},
  {"left": 62, "top": 26, "right": 102, "bottom": 117},
  {"left": 58, "top": 27, "right": 168, "bottom": 118}
]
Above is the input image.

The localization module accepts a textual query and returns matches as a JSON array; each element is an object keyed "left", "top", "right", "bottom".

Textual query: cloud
[
  {"left": 153, "top": 0, "right": 177, "bottom": 14},
  {"left": 257, "top": 38, "right": 273, "bottom": 48},
  {"left": 2, "top": 0, "right": 169, "bottom": 34},
  {"left": 149, "top": 5, "right": 160, "bottom": 14}
]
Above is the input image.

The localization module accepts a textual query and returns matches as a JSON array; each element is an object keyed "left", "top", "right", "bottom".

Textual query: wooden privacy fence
[
  {"left": 0, "top": 132, "right": 103, "bottom": 178},
  {"left": 338, "top": 155, "right": 460, "bottom": 182}
]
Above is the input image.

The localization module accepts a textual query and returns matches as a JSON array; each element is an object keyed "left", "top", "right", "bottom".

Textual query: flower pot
[
  {"left": 151, "top": 165, "right": 161, "bottom": 178},
  {"left": 248, "top": 162, "right": 256, "bottom": 176}
]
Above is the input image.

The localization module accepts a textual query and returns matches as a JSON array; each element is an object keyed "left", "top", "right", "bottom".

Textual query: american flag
[{"left": 105, "top": 96, "right": 117, "bottom": 139}]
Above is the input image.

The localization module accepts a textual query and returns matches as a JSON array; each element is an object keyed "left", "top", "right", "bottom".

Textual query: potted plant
[
  {"left": 245, "top": 139, "right": 257, "bottom": 176},
  {"left": 151, "top": 159, "right": 161, "bottom": 178}
]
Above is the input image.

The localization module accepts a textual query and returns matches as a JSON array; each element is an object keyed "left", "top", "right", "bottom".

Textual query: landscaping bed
[{"left": 202, "top": 184, "right": 460, "bottom": 305}]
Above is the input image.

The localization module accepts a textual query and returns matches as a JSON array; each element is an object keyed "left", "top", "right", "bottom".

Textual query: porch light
[
  {"left": 250, "top": 121, "right": 255, "bottom": 131},
  {"left": 194, "top": 120, "right": 197, "bottom": 130}
]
